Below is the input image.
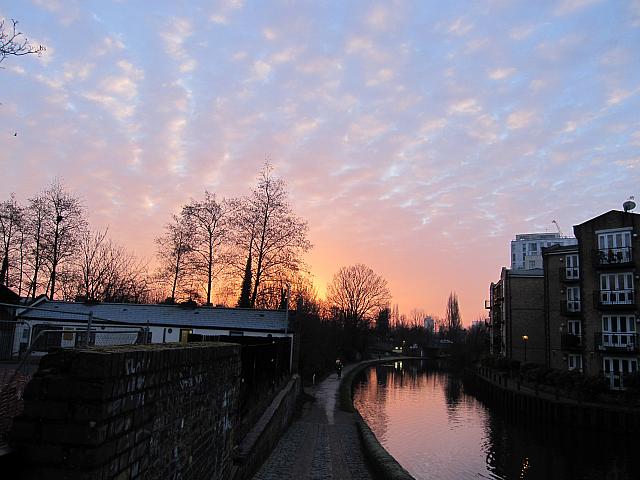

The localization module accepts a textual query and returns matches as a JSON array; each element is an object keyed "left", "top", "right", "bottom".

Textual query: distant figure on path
[{"left": 335, "top": 358, "right": 343, "bottom": 379}]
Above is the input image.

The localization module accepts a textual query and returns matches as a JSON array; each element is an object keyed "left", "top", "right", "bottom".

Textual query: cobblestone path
[{"left": 253, "top": 365, "right": 373, "bottom": 480}]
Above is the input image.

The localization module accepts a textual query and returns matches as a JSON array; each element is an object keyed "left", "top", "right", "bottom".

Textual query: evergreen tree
[
  {"left": 446, "top": 292, "right": 462, "bottom": 340},
  {"left": 237, "top": 250, "right": 252, "bottom": 308}
]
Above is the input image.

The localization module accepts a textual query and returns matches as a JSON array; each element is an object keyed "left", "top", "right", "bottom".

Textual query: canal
[{"left": 352, "top": 360, "right": 636, "bottom": 480}]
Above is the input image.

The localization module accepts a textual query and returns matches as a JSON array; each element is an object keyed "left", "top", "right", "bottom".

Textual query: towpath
[{"left": 252, "top": 363, "right": 374, "bottom": 480}]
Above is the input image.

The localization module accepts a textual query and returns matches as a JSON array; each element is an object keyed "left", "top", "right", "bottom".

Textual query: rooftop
[{"left": 17, "top": 300, "right": 290, "bottom": 332}]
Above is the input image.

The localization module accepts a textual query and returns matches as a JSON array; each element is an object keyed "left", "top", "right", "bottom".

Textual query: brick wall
[
  {"left": 10, "top": 342, "right": 241, "bottom": 480},
  {"left": 504, "top": 273, "right": 545, "bottom": 364}
]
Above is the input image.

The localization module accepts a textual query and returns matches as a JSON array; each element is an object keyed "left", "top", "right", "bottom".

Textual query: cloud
[
  {"left": 209, "top": 14, "right": 228, "bottom": 24},
  {"left": 366, "top": 68, "right": 394, "bottom": 86},
  {"left": 507, "top": 110, "right": 536, "bottom": 129},
  {"left": 262, "top": 28, "right": 277, "bottom": 40},
  {"left": 252, "top": 60, "right": 272, "bottom": 81},
  {"left": 554, "top": 0, "right": 603, "bottom": 16},
  {"left": 607, "top": 87, "right": 640, "bottom": 106},
  {"left": 509, "top": 24, "right": 536, "bottom": 40},
  {"left": 160, "top": 17, "right": 197, "bottom": 73},
  {"left": 345, "top": 36, "right": 387, "bottom": 62},
  {"left": 83, "top": 60, "right": 144, "bottom": 119},
  {"left": 448, "top": 98, "right": 482, "bottom": 115},
  {"left": 93, "top": 36, "right": 125, "bottom": 56},
  {"left": 488, "top": 67, "right": 516, "bottom": 80},
  {"left": 448, "top": 18, "right": 473, "bottom": 36}
]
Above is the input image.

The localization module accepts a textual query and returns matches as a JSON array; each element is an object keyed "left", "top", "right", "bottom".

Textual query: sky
[{"left": 1, "top": 0, "right": 639, "bottom": 324}]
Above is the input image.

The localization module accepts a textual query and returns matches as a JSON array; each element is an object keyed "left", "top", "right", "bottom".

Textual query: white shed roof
[{"left": 18, "top": 300, "right": 290, "bottom": 333}]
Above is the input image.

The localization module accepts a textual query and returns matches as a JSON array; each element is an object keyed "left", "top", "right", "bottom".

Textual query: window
[
  {"left": 603, "top": 357, "right": 638, "bottom": 389},
  {"left": 568, "top": 354, "right": 582, "bottom": 371},
  {"left": 601, "top": 315, "right": 636, "bottom": 348},
  {"left": 598, "top": 231, "right": 632, "bottom": 264},
  {"left": 566, "top": 287, "right": 581, "bottom": 312},
  {"left": 565, "top": 254, "right": 579, "bottom": 279},
  {"left": 567, "top": 320, "right": 581, "bottom": 336},
  {"left": 529, "top": 243, "right": 538, "bottom": 252},
  {"left": 599, "top": 273, "right": 634, "bottom": 304},
  {"left": 31, "top": 324, "right": 63, "bottom": 351},
  {"left": 528, "top": 260, "right": 536, "bottom": 269}
]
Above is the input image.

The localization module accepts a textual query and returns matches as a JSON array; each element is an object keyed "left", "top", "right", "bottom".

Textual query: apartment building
[
  {"left": 511, "top": 232, "right": 577, "bottom": 270},
  {"left": 491, "top": 209, "right": 640, "bottom": 390},
  {"left": 543, "top": 244, "right": 583, "bottom": 372},
  {"left": 572, "top": 210, "right": 639, "bottom": 389},
  {"left": 488, "top": 267, "right": 545, "bottom": 364}
]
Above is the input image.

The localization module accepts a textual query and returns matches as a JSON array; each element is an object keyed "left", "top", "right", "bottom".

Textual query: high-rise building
[{"left": 511, "top": 233, "right": 577, "bottom": 270}]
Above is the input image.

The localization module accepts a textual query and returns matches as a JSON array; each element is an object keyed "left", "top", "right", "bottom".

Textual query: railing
[
  {"left": 594, "top": 290, "right": 635, "bottom": 308},
  {"left": 594, "top": 247, "right": 633, "bottom": 266},
  {"left": 561, "top": 333, "right": 583, "bottom": 351},
  {"left": 560, "top": 300, "right": 581, "bottom": 315},
  {"left": 595, "top": 332, "right": 639, "bottom": 353},
  {"left": 601, "top": 371, "right": 637, "bottom": 391},
  {"left": 559, "top": 267, "right": 580, "bottom": 282}
]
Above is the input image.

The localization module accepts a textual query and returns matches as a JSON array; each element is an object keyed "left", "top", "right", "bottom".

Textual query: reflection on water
[{"left": 352, "top": 361, "right": 635, "bottom": 480}]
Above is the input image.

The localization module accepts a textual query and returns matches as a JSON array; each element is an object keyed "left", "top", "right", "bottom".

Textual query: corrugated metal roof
[{"left": 18, "top": 300, "right": 289, "bottom": 332}]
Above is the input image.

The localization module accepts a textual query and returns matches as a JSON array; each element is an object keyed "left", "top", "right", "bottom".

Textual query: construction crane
[{"left": 552, "top": 220, "right": 564, "bottom": 237}]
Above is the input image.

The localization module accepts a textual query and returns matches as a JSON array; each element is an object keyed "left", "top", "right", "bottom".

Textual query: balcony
[
  {"left": 595, "top": 332, "right": 639, "bottom": 353},
  {"left": 602, "top": 372, "right": 639, "bottom": 390},
  {"left": 561, "top": 333, "right": 583, "bottom": 351},
  {"left": 594, "top": 290, "right": 636, "bottom": 310},
  {"left": 559, "top": 267, "right": 580, "bottom": 282},
  {"left": 560, "top": 300, "right": 581, "bottom": 316},
  {"left": 594, "top": 247, "right": 633, "bottom": 267}
]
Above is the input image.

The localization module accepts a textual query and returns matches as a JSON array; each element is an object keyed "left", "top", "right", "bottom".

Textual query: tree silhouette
[{"left": 0, "top": 19, "right": 44, "bottom": 65}]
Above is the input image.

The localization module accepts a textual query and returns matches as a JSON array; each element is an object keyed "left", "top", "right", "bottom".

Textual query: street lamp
[{"left": 522, "top": 335, "right": 529, "bottom": 362}]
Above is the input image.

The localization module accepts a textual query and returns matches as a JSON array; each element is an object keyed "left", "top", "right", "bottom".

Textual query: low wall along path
[{"left": 10, "top": 342, "right": 241, "bottom": 480}]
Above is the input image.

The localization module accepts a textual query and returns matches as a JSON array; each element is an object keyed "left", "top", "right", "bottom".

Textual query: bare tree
[
  {"left": 233, "top": 164, "right": 312, "bottom": 308},
  {"left": 409, "top": 308, "right": 426, "bottom": 328},
  {"left": 181, "top": 191, "right": 229, "bottom": 305},
  {"left": 75, "top": 228, "right": 151, "bottom": 303},
  {"left": 0, "top": 194, "right": 24, "bottom": 288},
  {"left": 42, "top": 180, "right": 86, "bottom": 299},
  {"left": 326, "top": 264, "right": 391, "bottom": 326},
  {"left": 155, "top": 214, "right": 193, "bottom": 302},
  {"left": 24, "top": 193, "right": 48, "bottom": 298},
  {"left": 0, "top": 18, "right": 45, "bottom": 65}
]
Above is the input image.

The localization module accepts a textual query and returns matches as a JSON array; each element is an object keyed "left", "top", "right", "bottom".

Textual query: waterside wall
[{"left": 467, "top": 366, "right": 640, "bottom": 433}]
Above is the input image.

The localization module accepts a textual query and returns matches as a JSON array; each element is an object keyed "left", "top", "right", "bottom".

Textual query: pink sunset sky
[{"left": 1, "top": 0, "right": 639, "bottom": 324}]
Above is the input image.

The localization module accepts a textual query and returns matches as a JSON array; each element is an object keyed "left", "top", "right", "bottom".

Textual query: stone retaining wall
[
  {"left": 468, "top": 366, "right": 640, "bottom": 433},
  {"left": 342, "top": 358, "right": 417, "bottom": 480},
  {"left": 232, "top": 374, "right": 301, "bottom": 480},
  {"left": 10, "top": 342, "right": 241, "bottom": 480}
]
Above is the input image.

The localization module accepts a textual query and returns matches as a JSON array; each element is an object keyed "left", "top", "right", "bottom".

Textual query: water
[{"left": 352, "top": 361, "right": 637, "bottom": 480}]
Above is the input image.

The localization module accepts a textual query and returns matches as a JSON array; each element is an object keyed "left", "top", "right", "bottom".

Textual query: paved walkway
[{"left": 253, "top": 364, "right": 374, "bottom": 480}]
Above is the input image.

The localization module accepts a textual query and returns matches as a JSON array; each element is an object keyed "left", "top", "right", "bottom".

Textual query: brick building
[
  {"left": 488, "top": 267, "right": 545, "bottom": 364},
  {"left": 490, "top": 208, "right": 640, "bottom": 390},
  {"left": 571, "top": 210, "right": 639, "bottom": 388},
  {"left": 542, "top": 244, "right": 582, "bottom": 371}
]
